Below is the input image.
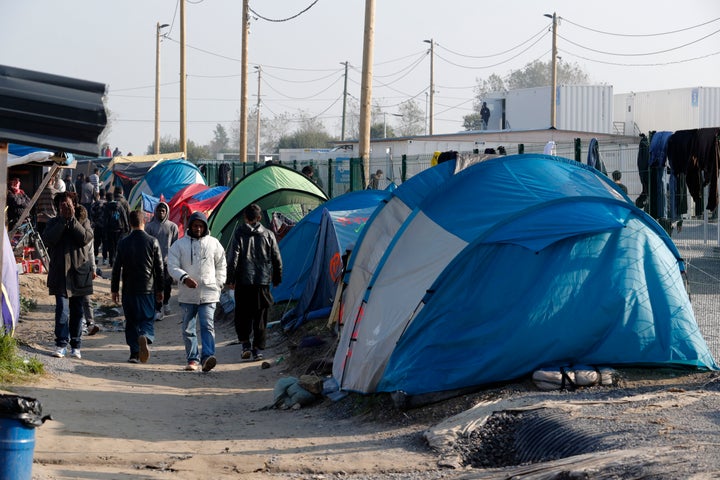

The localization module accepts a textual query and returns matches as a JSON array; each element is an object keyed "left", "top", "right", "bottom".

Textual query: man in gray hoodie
[{"left": 145, "top": 201, "right": 179, "bottom": 320}]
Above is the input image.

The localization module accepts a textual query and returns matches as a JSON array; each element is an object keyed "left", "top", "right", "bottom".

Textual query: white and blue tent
[
  {"left": 339, "top": 153, "right": 492, "bottom": 336},
  {"left": 333, "top": 154, "right": 717, "bottom": 396},
  {"left": 275, "top": 189, "right": 391, "bottom": 330}
]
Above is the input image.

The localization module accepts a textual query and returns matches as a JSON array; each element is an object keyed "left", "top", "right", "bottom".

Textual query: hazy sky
[{"left": 2, "top": 0, "right": 719, "bottom": 156}]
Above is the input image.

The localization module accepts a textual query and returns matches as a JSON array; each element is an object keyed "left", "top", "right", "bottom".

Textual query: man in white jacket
[{"left": 168, "top": 212, "right": 226, "bottom": 372}]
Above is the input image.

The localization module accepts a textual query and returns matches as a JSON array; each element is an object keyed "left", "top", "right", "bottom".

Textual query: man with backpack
[{"left": 103, "top": 191, "right": 129, "bottom": 266}]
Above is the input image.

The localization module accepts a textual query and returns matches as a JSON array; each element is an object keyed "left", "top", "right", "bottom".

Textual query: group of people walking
[{"left": 40, "top": 170, "right": 282, "bottom": 373}]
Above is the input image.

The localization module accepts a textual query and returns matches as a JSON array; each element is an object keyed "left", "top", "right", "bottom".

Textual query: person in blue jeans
[
  {"left": 42, "top": 192, "right": 94, "bottom": 359},
  {"left": 111, "top": 210, "right": 164, "bottom": 364},
  {"left": 168, "top": 212, "right": 226, "bottom": 372}
]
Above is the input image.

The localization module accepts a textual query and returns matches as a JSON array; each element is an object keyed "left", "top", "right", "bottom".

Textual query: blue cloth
[
  {"left": 180, "top": 302, "right": 217, "bottom": 363},
  {"left": 54, "top": 295, "right": 84, "bottom": 349},
  {"left": 122, "top": 294, "right": 156, "bottom": 355}
]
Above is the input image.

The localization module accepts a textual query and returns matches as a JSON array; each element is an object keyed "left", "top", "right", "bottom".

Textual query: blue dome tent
[{"left": 333, "top": 154, "right": 717, "bottom": 396}]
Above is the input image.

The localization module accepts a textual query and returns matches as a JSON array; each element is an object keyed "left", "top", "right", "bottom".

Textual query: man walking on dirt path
[
  {"left": 168, "top": 211, "right": 226, "bottom": 372},
  {"left": 226, "top": 204, "right": 282, "bottom": 361},
  {"left": 145, "top": 201, "right": 179, "bottom": 321},
  {"left": 111, "top": 210, "right": 164, "bottom": 364}
]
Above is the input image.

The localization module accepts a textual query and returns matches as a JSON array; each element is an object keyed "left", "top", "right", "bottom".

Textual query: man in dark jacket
[
  {"left": 111, "top": 210, "right": 164, "bottom": 364},
  {"left": 145, "top": 201, "right": 179, "bottom": 319},
  {"left": 42, "top": 192, "right": 94, "bottom": 359},
  {"left": 226, "top": 204, "right": 282, "bottom": 361}
]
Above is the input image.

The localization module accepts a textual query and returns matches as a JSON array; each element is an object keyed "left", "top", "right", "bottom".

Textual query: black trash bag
[{"left": 0, "top": 394, "right": 51, "bottom": 428}]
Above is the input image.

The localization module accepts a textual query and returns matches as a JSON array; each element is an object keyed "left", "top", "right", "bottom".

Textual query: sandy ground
[
  {"left": 7, "top": 265, "right": 720, "bottom": 479},
  {"left": 7, "top": 267, "right": 443, "bottom": 480}
]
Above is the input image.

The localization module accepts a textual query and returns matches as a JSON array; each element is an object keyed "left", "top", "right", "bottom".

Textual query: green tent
[{"left": 208, "top": 164, "right": 328, "bottom": 248}]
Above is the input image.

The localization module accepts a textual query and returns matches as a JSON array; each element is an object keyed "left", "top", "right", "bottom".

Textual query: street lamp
[
  {"left": 544, "top": 13, "right": 558, "bottom": 129},
  {"left": 423, "top": 39, "right": 434, "bottom": 135},
  {"left": 154, "top": 22, "right": 169, "bottom": 154},
  {"left": 383, "top": 112, "right": 403, "bottom": 138}
]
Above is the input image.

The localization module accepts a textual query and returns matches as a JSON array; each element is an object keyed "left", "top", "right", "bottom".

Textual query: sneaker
[
  {"left": 70, "top": 348, "right": 82, "bottom": 359},
  {"left": 154, "top": 311, "right": 164, "bottom": 322},
  {"left": 241, "top": 349, "right": 252, "bottom": 360},
  {"left": 52, "top": 346, "right": 67, "bottom": 358},
  {"left": 252, "top": 349, "right": 263, "bottom": 361},
  {"left": 185, "top": 361, "right": 200, "bottom": 371},
  {"left": 128, "top": 354, "right": 140, "bottom": 364},
  {"left": 82, "top": 326, "right": 89, "bottom": 335},
  {"left": 138, "top": 335, "right": 150, "bottom": 363},
  {"left": 163, "top": 305, "right": 171, "bottom": 315},
  {"left": 201, "top": 356, "right": 217, "bottom": 372},
  {"left": 88, "top": 324, "right": 100, "bottom": 336}
]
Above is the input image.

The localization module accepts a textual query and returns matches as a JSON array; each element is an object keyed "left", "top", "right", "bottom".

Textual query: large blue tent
[
  {"left": 333, "top": 154, "right": 717, "bottom": 396},
  {"left": 275, "top": 189, "right": 390, "bottom": 330}
]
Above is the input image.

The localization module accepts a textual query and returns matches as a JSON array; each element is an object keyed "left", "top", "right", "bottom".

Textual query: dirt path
[{"left": 8, "top": 269, "right": 441, "bottom": 479}]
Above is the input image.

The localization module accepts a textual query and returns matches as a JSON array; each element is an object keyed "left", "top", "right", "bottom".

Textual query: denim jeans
[
  {"left": 54, "top": 295, "right": 84, "bottom": 349},
  {"left": 122, "top": 293, "right": 156, "bottom": 355},
  {"left": 180, "top": 302, "right": 216, "bottom": 363}
]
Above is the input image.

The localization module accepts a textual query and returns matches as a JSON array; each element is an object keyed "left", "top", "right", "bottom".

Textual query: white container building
[
  {"left": 503, "top": 85, "right": 614, "bottom": 134},
  {"left": 614, "top": 87, "right": 720, "bottom": 135}
]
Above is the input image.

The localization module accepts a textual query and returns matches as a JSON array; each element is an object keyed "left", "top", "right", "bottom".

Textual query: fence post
[
  {"left": 401, "top": 154, "right": 407, "bottom": 182},
  {"left": 327, "top": 158, "right": 333, "bottom": 198},
  {"left": 293, "top": 160, "right": 298, "bottom": 171},
  {"left": 518, "top": 144, "right": 525, "bottom": 154},
  {"left": 574, "top": 138, "right": 582, "bottom": 162}
]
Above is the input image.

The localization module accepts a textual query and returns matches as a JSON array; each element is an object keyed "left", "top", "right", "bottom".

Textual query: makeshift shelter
[
  {"left": 127, "top": 159, "right": 206, "bottom": 209},
  {"left": 333, "top": 154, "right": 717, "bottom": 397},
  {"left": 275, "top": 189, "right": 390, "bottom": 330},
  {"left": 100, "top": 152, "right": 184, "bottom": 194},
  {"left": 167, "top": 184, "right": 229, "bottom": 236},
  {"left": 208, "top": 164, "right": 328, "bottom": 249}
]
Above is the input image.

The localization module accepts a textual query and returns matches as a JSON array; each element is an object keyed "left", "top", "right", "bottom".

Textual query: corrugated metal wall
[
  {"left": 558, "top": 85, "right": 613, "bottom": 134},
  {"left": 700, "top": 87, "right": 720, "bottom": 128}
]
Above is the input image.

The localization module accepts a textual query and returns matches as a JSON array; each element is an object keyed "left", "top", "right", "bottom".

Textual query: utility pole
[
  {"left": 154, "top": 22, "right": 169, "bottom": 154},
  {"left": 180, "top": 1, "right": 187, "bottom": 155},
  {"left": 545, "top": 12, "right": 558, "bottom": 129},
  {"left": 255, "top": 65, "right": 261, "bottom": 165},
  {"left": 239, "top": 0, "right": 249, "bottom": 164},
  {"left": 423, "top": 38, "right": 434, "bottom": 135},
  {"left": 358, "top": 0, "right": 375, "bottom": 186},
  {"left": 340, "top": 61, "right": 348, "bottom": 141}
]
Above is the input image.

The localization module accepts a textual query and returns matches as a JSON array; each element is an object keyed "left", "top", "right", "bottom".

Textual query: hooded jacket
[
  {"left": 43, "top": 204, "right": 94, "bottom": 297},
  {"left": 145, "top": 201, "right": 179, "bottom": 262},
  {"left": 168, "top": 211, "right": 227, "bottom": 304},
  {"left": 226, "top": 220, "right": 282, "bottom": 287}
]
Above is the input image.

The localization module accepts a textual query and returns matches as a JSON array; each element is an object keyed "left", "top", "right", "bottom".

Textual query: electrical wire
[
  {"left": 562, "top": 15, "right": 720, "bottom": 37},
  {"left": 436, "top": 24, "right": 549, "bottom": 59},
  {"left": 557, "top": 27, "right": 720, "bottom": 57},
  {"left": 262, "top": 67, "right": 343, "bottom": 84},
  {"left": 262, "top": 74, "right": 344, "bottom": 100},
  {"left": 560, "top": 47, "right": 720, "bottom": 67},
  {"left": 433, "top": 32, "right": 550, "bottom": 69},
  {"left": 249, "top": 0, "right": 320, "bottom": 22}
]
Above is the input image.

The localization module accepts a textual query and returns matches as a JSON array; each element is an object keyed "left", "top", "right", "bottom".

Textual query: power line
[
  {"left": 433, "top": 33, "right": 549, "bottom": 70},
  {"left": 557, "top": 27, "right": 720, "bottom": 57},
  {"left": 436, "top": 25, "right": 549, "bottom": 59},
  {"left": 560, "top": 47, "right": 720, "bottom": 67},
  {"left": 249, "top": 0, "right": 320, "bottom": 22},
  {"left": 562, "top": 15, "right": 720, "bottom": 37}
]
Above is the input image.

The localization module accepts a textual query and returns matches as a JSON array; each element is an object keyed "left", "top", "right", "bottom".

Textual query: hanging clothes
[
  {"left": 667, "top": 130, "right": 695, "bottom": 220},
  {"left": 693, "top": 127, "right": 720, "bottom": 213},
  {"left": 648, "top": 131, "right": 673, "bottom": 220},
  {"left": 586, "top": 138, "right": 607, "bottom": 175},
  {"left": 635, "top": 133, "right": 650, "bottom": 209}
]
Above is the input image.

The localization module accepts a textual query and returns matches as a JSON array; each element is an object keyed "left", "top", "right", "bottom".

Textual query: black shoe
[
  {"left": 128, "top": 354, "right": 139, "bottom": 364},
  {"left": 87, "top": 324, "right": 100, "bottom": 336},
  {"left": 252, "top": 349, "right": 263, "bottom": 361},
  {"left": 201, "top": 356, "right": 217, "bottom": 372}
]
